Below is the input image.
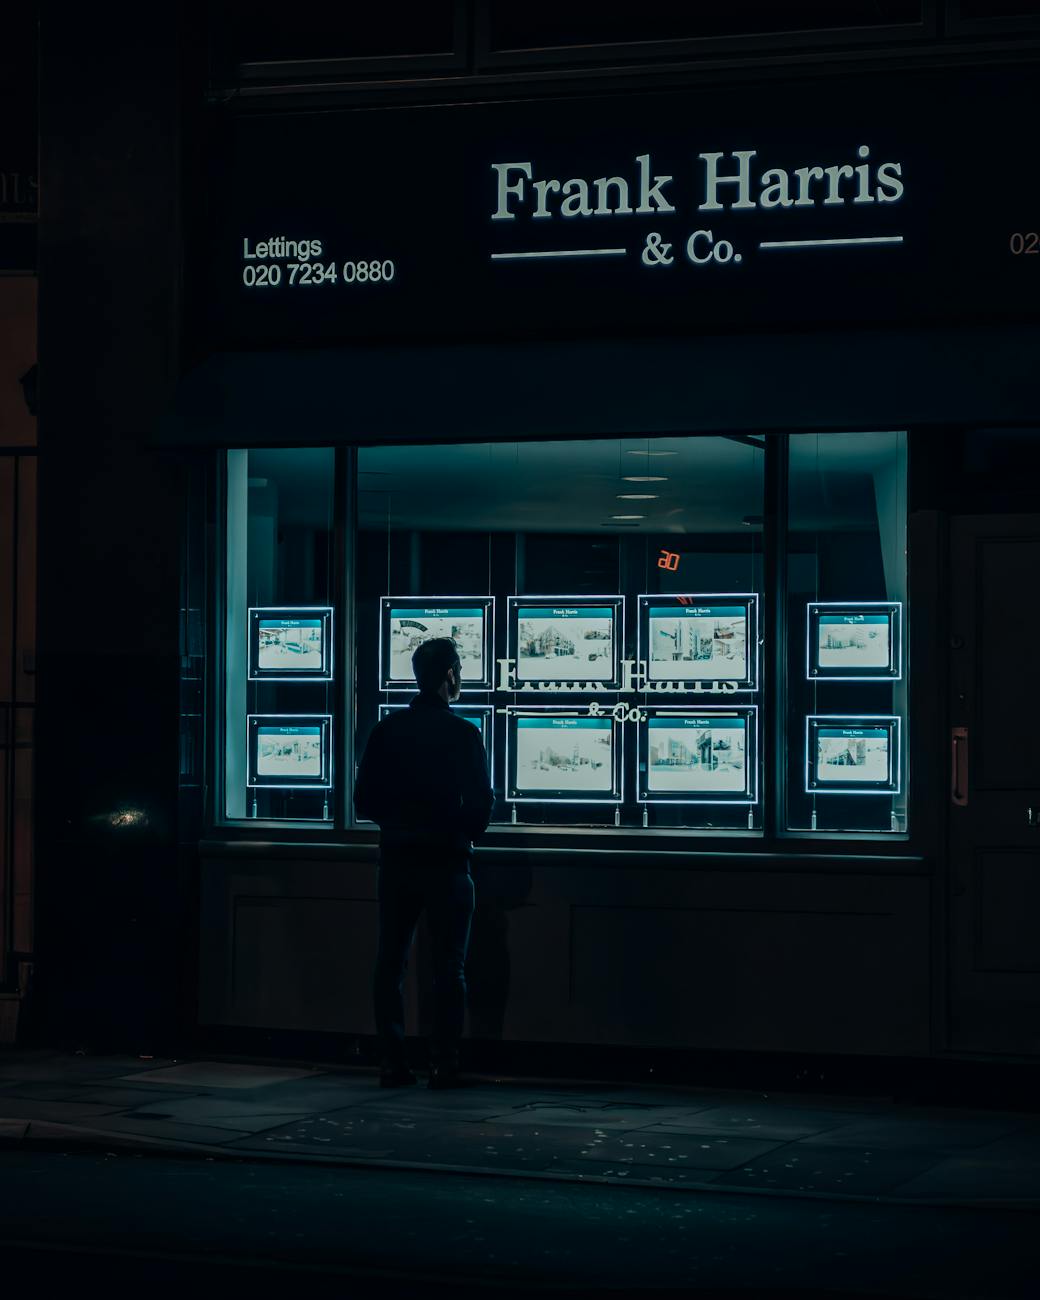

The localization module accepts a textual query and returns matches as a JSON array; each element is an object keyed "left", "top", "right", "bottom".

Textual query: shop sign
[
  {"left": 211, "top": 65, "right": 1039, "bottom": 344},
  {"left": 488, "top": 145, "right": 904, "bottom": 273}
]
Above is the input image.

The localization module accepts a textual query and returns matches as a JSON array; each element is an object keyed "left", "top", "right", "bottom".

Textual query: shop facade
[{"left": 34, "top": 10, "right": 1040, "bottom": 1067}]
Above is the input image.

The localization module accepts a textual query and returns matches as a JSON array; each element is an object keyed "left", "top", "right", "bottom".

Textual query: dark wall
[
  {"left": 910, "top": 427, "right": 1040, "bottom": 516},
  {"left": 33, "top": 6, "right": 190, "bottom": 1049}
]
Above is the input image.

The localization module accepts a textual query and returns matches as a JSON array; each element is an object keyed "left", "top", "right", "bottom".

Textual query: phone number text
[{"left": 242, "top": 260, "right": 395, "bottom": 287}]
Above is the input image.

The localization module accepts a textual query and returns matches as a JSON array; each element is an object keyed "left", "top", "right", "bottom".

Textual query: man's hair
[{"left": 412, "top": 637, "right": 461, "bottom": 693}]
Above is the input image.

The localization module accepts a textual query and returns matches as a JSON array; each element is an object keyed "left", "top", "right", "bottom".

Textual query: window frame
[{"left": 211, "top": 430, "right": 916, "bottom": 853}]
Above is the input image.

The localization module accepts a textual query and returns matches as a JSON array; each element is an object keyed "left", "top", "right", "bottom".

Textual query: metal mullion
[
  {"left": 209, "top": 450, "right": 228, "bottom": 832},
  {"left": 338, "top": 446, "right": 358, "bottom": 830},
  {"left": 763, "top": 432, "right": 788, "bottom": 843}
]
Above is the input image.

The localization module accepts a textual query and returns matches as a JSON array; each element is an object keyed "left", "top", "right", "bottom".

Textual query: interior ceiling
[
  {"left": 250, "top": 434, "right": 899, "bottom": 535},
  {"left": 359, "top": 436, "right": 764, "bottom": 535}
]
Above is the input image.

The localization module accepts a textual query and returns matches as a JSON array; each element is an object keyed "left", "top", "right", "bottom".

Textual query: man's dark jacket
[{"left": 354, "top": 693, "right": 494, "bottom": 863}]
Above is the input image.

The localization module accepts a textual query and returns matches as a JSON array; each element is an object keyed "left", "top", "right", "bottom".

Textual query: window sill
[{"left": 199, "top": 833, "right": 927, "bottom": 873}]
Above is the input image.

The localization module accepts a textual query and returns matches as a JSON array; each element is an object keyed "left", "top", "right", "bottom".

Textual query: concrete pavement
[{"left": 1, "top": 1048, "right": 1037, "bottom": 1208}]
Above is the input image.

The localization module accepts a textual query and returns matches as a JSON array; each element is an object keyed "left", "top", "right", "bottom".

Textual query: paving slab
[
  {"left": 72, "top": 1114, "right": 253, "bottom": 1144},
  {"left": 346, "top": 1091, "right": 525, "bottom": 1121},
  {"left": 78, "top": 1084, "right": 208, "bottom": 1105},
  {"left": 746, "top": 1087, "right": 895, "bottom": 1113},
  {"left": 230, "top": 1114, "right": 577, "bottom": 1169},
  {"left": 478, "top": 1085, "right": 722, "bottom": 1109},
  {"left": 0, "top": 1082, "right": 203, "bottom": 1106},
  {"left": 122, "top": 1096, "right": 320, "bottom": 1125},
  {"left": 236, "top": 1081, "right": 394, "bottom": 1111},
  {"left": 227, "top": 1116, "right": 501, "bottom": 1165},
  {"left": 891, "top": 1154, "right": 1040, "bottom": 1201},
  {"left": 480, "top": 1100, "right": 698, "bottom": 1128},
  {"left": 648, "top": 1102, "right": 865, "bottom": 1139},
  {"left": 0, "top": 1054, "right": 175, "bottom": 1082},
  {"left": 889, "top": 1132, "right": 1040, "bottom": 1200},
  {"left": 119, "top": 1061, "right": 322, "bottom": 1089},
  {"left": 127, "top": 1108, "right": 314, "bottom": 1134},
  {"left": 573, "top": 1129, "right": 787, "bottom": 1172},
  {"left": 800, "top": 1116, "right": 1020, "bottom": 1154},
  {"left": 296, "top": 1113, "right": 787, "bottom": 1176},
  {"left": 0, "top": 1098, "right": 128, "bottom": 1121},
  {"left": 713, "top": 1144, "right": 943, "bottom": 1197},
  {"left": 542, "top": 1156, "right": 725, "bottom": 1185}
]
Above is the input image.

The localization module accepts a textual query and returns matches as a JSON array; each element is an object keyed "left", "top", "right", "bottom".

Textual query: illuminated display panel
[
  {"left": 379, "top": 702, "right": 493, "bottom": 764},
  {"left": 508, "top": 596, "right": 623, "bottom": 691},
  {"left": 379, "top": 596, "right": 494, "bottom": 691},
  {"left": 807, "top": 602, "right": 902, "bottom": 680},
  {"left": 805, "top": 715, "right": 900, "bottom": 794},
  {"left": 638, "top": 594, "right": 758, "bottom": 690},
  {"left": 506, "top": 711, "right": 622, "bottom": 804},
  {"left": 639, "top": 708, "right": 757, "bottom": 804},
  {"left": 247, "top": 714, "right": 333, "bottom": 789},
  {"left": 248, "top": 606, "right": 333, "bottom": 681}
]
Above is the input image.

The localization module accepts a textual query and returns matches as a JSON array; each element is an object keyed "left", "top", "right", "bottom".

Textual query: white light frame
[
  {"left": 638, "top": 593, "right": 760, "bottom": 692},
  {"left": 247, "top": 606, "right": 334, "bottom": 682},
  {"left": 638, "top": 706, "right": 759, "bottom": 805},
  {"left": 505, "top": 706, "right": 623, "bottom": 805},
  {"left": 247, "top": 713, "right": 333, "bottom": 790},
  {"left": 806, "top": 601, "right": 903, "bottom": 681},
  {"left": 507, "top": 595, "right": 625, "bottom": 692},
  {"left": 805, "top": 714, "right": 901, "bottom": 795},
  {"left": 379, "top": 595, "right": 495, "bottom": 692}
]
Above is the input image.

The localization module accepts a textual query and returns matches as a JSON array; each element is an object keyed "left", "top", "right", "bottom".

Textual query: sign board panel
[{"left": 209, "top": 66, "right": 1039, "bottom": 347}]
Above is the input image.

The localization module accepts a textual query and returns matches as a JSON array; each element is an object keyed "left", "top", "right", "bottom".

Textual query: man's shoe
[
  {"left": 427, "top": 1061, "right": 464, "bottom": 1090},
  {"left": 379, "top": 1065, "right": 417, "bottom": 1088}
]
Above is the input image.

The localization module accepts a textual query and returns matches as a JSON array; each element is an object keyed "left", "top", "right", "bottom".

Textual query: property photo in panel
[
  {"left": 256, "top": 725, "right": 324, "bottom": 780},
  {"left": 816, "top": 612, "right": 891, "bottom": 671},
  {"left": 815, "top": 725, "right": 891, "bottom": 783},
  {"left": 258, "top": 617, "right": 324, "bottom": 672},
  {"left": 647, "top": 715, "right": 748, "bottom": 794},
  {"left": 514, "top": 717, "right": 614, "bottom": 794},
  {"left": 647, "top": 603, "right": 748, "bottom": 681},
  {"left": 515, "top": 604, "right": 616, "bottom": 681},
  {"left": 386, "top": 605, "right": 487, "bottom": 683}
]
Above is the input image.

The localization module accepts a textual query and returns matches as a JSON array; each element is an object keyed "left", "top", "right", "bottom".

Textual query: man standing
[{"left": 354, "top": 637, "right": 494, "bottom": 1089}]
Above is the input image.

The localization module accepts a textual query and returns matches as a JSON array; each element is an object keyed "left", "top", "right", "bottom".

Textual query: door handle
[{"left": 951, "top": 726, "right": 968, "bottom": 806}]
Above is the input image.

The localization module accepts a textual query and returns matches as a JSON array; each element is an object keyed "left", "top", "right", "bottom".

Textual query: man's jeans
[{"left": 373, "top": 861, "right": 475, "bottom": 1068}]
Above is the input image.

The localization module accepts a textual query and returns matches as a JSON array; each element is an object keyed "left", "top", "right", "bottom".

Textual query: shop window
[
  {"left": 355, "top": 436, "right": 765, "bottom": 832},
  {"left": 224, "top": 447, "right": 336, "bottom": 823},
  {"left": 785, "top": 431, "right": 908, "bottom": 834},
  {"left": 219, "top": 432, "right": 908, "bottom": 838}
]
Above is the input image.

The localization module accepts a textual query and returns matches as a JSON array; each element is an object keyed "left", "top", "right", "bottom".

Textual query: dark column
[{"left": 34, "top": 5, "right": 192, "bottom": 1050}]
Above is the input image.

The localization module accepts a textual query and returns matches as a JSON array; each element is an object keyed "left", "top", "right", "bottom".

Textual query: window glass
[
  {"left": 785, "top": 431, "right": 908, "bottom": 833},
  {"left": 225, "top": 447, "right": 336, "bottom": 822},
  {"left": 219, "top": 433, "right": 908, "bottom": 837},
  {"left": 355, "top": 436, "right": 764, "bottom": 831}
]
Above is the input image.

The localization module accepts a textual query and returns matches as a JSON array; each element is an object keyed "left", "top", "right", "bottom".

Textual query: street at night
[{"left": 2, "top": 4, "right": 1040, "bottom": 1294}]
